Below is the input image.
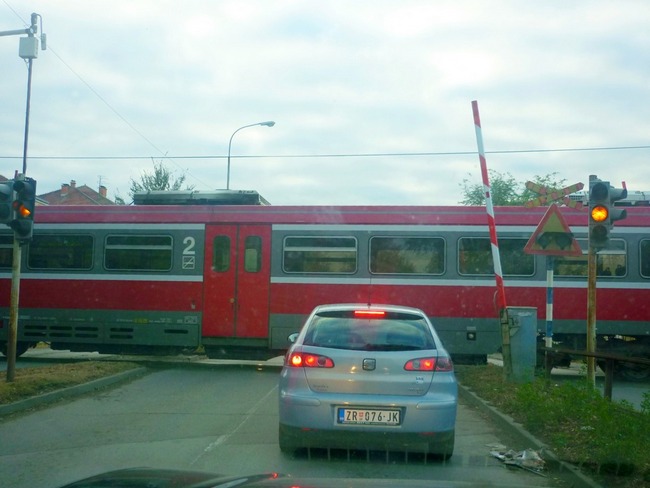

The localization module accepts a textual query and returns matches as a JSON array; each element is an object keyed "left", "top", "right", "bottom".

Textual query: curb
[
  {"left": 458, "top": 384, "right": 602, "bottom": 488},
  {"left": 0, "top": 367, "right": 148, "bottom": 417}
]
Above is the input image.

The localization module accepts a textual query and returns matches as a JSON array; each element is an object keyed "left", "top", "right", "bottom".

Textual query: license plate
[{"left": 337, "top": 407, "right": 401, "bottom": 425}]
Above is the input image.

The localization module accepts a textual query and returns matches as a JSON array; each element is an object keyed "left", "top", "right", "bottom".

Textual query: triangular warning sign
[{"left": 524, "top": 204, "right": 582, "bottom": 256}]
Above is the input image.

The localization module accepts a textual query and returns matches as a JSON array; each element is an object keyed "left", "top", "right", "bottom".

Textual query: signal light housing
[
  {"left": 0, "top": 180, "right": 14, "bottom": 225},
  {"left": 588, "top": 178, "right": 626, "bottom": 249},
  {"left": 9, "top": 177, "right": 37, "bottom": 243}
]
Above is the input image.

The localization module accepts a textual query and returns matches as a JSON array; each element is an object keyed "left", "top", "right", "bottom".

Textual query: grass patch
[
  {"left": 0, "top": 361, "right": 141, "bottom": 405},
  {"left": 455, "top": 364, "right": 650, "bottom": 486}
]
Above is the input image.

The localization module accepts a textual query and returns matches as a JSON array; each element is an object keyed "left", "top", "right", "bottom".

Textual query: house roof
[{"left": 38, "top": 180, "right": 116, "bottom": 206}]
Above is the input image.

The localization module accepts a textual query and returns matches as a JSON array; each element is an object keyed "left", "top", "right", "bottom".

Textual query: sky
[{"left": 1, "top": 1, "right": 649, "bottom": 206}]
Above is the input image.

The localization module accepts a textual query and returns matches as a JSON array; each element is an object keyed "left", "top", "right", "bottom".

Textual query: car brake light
[
  {"left": 435, "top": 357, "right": 454, "bottom": 372},
  {"left": 287, "top": 352, "right": 334, "bottom": 368},
  {"left": 404, "top": 357, "right": 453, "bottom": 372},
  {"left": 353, "top": 310, "right": 386, "bottom": 318}
]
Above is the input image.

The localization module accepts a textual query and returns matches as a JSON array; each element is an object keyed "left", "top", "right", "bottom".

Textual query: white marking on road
[{"left": 190, "top": 384, "right": 278, "bottom": 466}]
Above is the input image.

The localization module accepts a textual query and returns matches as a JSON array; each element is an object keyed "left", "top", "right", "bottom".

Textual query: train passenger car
[{"left": 0, "top": 202, "right": 649, "bottom": 378}]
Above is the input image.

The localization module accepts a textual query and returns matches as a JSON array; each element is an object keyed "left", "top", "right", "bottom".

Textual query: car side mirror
[{"left": 288, "top": 332, "right": 299, "bottom": 344}]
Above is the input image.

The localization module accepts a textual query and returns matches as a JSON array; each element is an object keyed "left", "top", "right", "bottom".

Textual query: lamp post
[{"left": 226, "top": 121, "right": 275, "bottom": 190}]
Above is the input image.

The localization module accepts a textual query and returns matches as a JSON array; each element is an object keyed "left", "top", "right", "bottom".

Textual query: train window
[
  {"left": 0, "top": 235, "right": 13, "bottom": 269},
  {"left": 554, "top": 239, "right": 627, "bottom": 277},
  {"left": 370, "top": 237, "right": 445, "bottom": 275},
  {"left": 458, "top": 238, "right": 534, "bottom": 276},
  {"left": 244, "top": 236, "right": 262, "bottom": 272},
  {"left": 639, "top": 240, "right": 650, "bottom": 278},
  {"left": 213, "top": 236, "right": 230, "bottom": 272},
  {"left": 283, "top": 236, "right": 357, "bottom": 273},
  {"left": 27, "top": 234, "right": 94, "bottom": 270},
  {"left": 104, "top": 235, "right": 172, "bottom": 271}
]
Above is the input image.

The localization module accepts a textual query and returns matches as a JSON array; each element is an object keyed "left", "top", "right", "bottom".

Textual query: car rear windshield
[{"left": 303, "top": 310, "right": 436, "bottom": 351}]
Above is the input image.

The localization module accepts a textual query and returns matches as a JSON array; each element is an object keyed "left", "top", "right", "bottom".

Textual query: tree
[
  {"left": 459, "top": 170, "right": 567, "bottom": 206},
  {"left": 127, "top": 159, "right": 195, "bottom": 201}
]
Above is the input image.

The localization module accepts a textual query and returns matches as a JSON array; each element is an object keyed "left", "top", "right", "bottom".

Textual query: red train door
[{"left": 202, "top": 224, "right": 271, "bottom": 341}]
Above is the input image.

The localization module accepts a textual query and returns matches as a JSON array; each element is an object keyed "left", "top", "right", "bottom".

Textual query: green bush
[{"left": 455, "top": 364, "right": 650, "bottom": 484}]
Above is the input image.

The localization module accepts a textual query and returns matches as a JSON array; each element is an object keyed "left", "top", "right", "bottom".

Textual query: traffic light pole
[
  {"left": 586, "top": 243, "right": 597, "bottom": 388},
  {"left": 6, "top": 239, "right": 22, "bottom": 382},
  {"left": 586, "top": 175, "right": 628, "bottom": 390}
]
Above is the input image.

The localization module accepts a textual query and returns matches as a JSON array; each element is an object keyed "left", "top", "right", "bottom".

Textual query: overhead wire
[
  {"left": 1, "top": 0, "right": 207, "bottom": 189},
  {"left": 3, "top": 2, "right": 649, "bottom": 186},
  {"left": 1, "top": 144, "right": 650, "bottom": 161}
]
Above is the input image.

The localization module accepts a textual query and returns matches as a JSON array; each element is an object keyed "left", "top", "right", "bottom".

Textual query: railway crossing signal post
[
  {"left": 2, "top": 13, "right": 45, "bottom": 382},
  {"left": 586, "top": 175, "right": 627, "bottom": 386},
  {"left": 524, "top": 188, "right": 583, "bottom": 376},
  {"left": 3, "top": 175, "right": 37, "bottom": 382}
]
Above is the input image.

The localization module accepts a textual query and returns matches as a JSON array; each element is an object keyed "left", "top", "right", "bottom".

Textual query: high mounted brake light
[{"left": 353, "top": 310, "right": 386, "bottom": 318}]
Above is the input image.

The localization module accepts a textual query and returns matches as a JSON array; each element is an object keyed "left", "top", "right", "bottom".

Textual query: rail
[{"left": 542, "top": 347, "right": 650, "bottom": 400}]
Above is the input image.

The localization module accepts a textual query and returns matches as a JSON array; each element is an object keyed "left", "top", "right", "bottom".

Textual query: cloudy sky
[{"left": 1, "top": 1, "right": 649, "bottom": 205}]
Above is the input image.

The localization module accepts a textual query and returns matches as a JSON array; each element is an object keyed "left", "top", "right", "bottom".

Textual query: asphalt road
[{"left": 0, "top": 364, "right": 570, "bottom": 488}]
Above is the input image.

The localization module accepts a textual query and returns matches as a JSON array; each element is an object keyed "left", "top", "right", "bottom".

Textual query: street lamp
[{"left": 226, "top": 121, "right": 275, "bottom": 190}]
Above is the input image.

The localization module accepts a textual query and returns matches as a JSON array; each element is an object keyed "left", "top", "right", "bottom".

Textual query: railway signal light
[
  {"left": 0, "top": 180, "right": 15, "bottom": 225},
  {"left": 10, "top": 177, "right": 37, "bottom": 243},
  {"left": 588, "top": 178, "right": 627, "bottom": 249}
]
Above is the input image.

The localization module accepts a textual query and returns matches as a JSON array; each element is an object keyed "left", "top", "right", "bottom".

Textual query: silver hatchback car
[{"left": 278, "top": 303, "right": 458, "bottom": 458}]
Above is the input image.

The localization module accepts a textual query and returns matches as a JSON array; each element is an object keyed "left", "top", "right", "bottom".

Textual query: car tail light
[
  {"left": 354, "top": 310, "right": 386, "bottom": 318},
  {"left": 404, "top": 357, "right": 453, "bottom": 372},
  {"left": 287, "top": 352, "right": 334, "bottom": 368}
]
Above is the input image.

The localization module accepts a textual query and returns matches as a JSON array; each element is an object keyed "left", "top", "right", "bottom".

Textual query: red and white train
[{"left": 1, "top": 191, "right": 649, "bottom": 379}]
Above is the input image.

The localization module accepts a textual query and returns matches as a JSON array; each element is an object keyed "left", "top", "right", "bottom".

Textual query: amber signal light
[
  {"left": 590, "top": 205, "right": 608, "bottom": 223},
  {"left": 13, "top": 202, "right": 31, "bottom": 218}
]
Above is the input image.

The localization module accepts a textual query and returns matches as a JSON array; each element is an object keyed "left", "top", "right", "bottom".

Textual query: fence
[{"left": 542, "top": 347, "right": 650, "bottom": 400}]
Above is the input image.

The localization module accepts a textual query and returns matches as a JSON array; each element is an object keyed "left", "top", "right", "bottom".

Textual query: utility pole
[{"left": 1, "top": 13, "right": 45, "bottom": 382}]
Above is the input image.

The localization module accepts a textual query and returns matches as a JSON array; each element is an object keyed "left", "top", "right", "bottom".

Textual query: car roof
[{"left": 312, "top": 303, "right": 428, "bottom": 316}]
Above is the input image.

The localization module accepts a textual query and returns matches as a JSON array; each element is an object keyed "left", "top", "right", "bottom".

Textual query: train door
[{"left": 202, "top": 224, "right": 271, "bottom": 342}]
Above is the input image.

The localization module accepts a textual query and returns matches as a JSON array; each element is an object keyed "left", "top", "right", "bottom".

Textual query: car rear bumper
[
  {"left": 279, "top": 422, "right": 455, "bottom": 454},
  {"left": 279, "top": 391, "right": 457, "bottom": 432}
]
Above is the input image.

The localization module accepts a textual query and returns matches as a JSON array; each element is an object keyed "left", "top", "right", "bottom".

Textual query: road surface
[{"left": 0, "top": 364, "right": 568, "bottom": 488}]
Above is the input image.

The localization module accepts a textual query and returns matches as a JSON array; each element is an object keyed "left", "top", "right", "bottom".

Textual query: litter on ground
[{"left": 487, "top": 444, "right": 546, "bottom": 476}]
